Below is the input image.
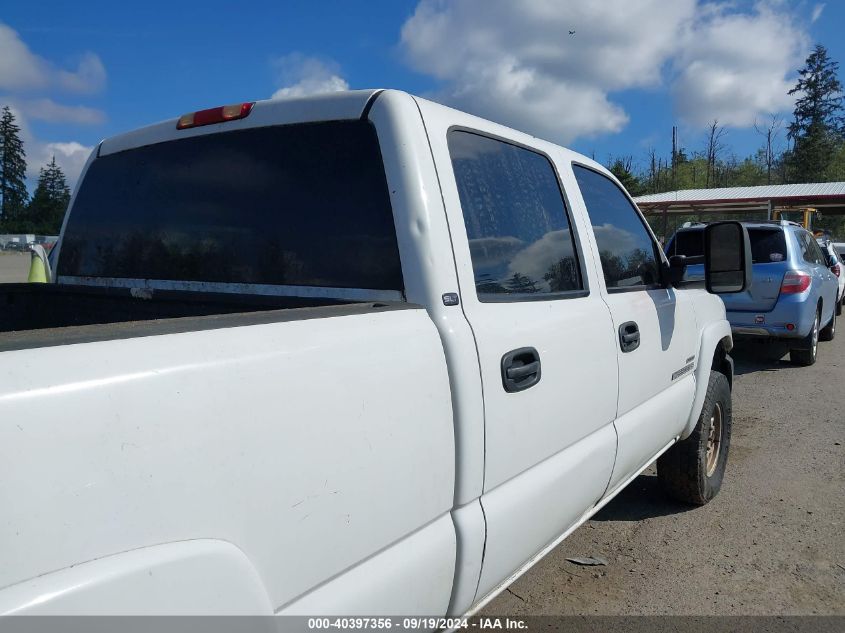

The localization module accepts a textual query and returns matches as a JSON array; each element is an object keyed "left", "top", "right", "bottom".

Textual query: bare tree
[
  {"left": 704, "top": 120, "right": 727, "bottom": 187},
  {"left": 754, "top": 113, "right": 783, "bottom": 185},
  {"left": 646, "top": 147, "right": 658, "bottom": 193}
]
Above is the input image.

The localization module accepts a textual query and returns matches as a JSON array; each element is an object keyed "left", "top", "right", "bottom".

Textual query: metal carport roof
[{"left": 634, "top": 182, "right": 845, "bottom": 215}]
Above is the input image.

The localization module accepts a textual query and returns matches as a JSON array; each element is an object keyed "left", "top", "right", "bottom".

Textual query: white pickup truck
[{"left": 0, "top": 90, "right": 751, "bottom": 617}]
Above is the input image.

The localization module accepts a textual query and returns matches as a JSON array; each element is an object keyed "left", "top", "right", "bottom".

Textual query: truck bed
[{"left": 0, "top": 283, "right": 390, "bottom": 351}]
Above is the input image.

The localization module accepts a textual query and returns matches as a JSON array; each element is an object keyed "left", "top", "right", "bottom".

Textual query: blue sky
[{"left": 2, "top": 1, "right": 843, "bottom": 189}]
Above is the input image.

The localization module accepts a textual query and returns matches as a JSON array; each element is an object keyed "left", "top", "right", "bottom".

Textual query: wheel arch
[
  {"left": 683, "top": 320, "right": 732, "bottom": 440},
  {"left": 710, "top": 335, "right": 733, "bottom": 392}
]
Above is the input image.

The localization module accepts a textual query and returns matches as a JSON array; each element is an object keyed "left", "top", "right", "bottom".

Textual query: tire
[
  {"left": 657, "top": 371, "right": 731, "bottom": 505},
  {"left": 821, "top": 305, "right": 836, "bottom": 341},
  {"left": 790, "top": 310, "right": 820, "bottom": 366},
  {"left": 836, "top": 297, "right": 842, "bottom": 317}
]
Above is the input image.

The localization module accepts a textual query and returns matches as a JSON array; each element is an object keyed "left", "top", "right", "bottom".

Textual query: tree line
[
  {"left": 0, "top": 106, "right": 71, "bottom": 235},
  {"left": 608, "top": 44, "right": 845, "bottom": 197}
]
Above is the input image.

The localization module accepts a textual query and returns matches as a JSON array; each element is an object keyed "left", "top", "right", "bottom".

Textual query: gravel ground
[
  {"left": 484, "top": 337, "right": 845, "bottom": 616},
  {"left": 0, "top": 252, "right": 30, "bottom": 283}
]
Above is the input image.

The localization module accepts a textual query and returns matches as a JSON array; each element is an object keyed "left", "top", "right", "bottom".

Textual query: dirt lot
[
  {"left": 485, "top": 338, "right": 845, "bottom": 616},
  {"left": 0, "top": 252, "right": 30, "bottom": 283}
]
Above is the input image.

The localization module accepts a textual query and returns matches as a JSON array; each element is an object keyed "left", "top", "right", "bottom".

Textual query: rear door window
[
  {"left": 798, "top": 232, "right": 823, "bottom": 265},
  {"left": 58, "top": 121, "right": 403, "bottom": 292},
  {"left": 448, "top": 130, "right": 583, "bottom": 300}
]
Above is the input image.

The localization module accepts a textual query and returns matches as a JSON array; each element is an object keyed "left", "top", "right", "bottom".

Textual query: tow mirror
[{"left": 704, "top": 222, "right": 752, "bottom": 294}]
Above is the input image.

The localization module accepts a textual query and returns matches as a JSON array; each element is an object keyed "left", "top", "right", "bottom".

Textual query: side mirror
[
  {"left": 704, "top": 222, "right": 752, "bottom": 294},
  {"left": 666, "top": 255, "right": 695, "bottom": 286}
]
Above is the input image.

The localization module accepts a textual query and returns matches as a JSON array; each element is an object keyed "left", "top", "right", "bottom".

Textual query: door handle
[
  {"left": 501, "top": 347, "right": 541, "bottom": 393},
  {"left": 507, "top": 360, "right": 540, "bottom": 380},
  {"left": 619, "top": 321, "right": 640, "bottom": 353}
]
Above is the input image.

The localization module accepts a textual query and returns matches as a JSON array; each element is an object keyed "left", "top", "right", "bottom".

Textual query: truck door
[
  {"left": 570, "top": 164, "right": 699, "bottom": 492},
  {"left": 421, "top": 107, "right": 619, "bottom": 604}
]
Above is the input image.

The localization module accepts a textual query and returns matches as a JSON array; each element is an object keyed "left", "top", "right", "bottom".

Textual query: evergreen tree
[
  {"left": 608, "top": 156, "right": 643, "bottom": 196},
  {"left": 0, "top": 106, "right": 28, "bottom": 223},
  {"left": 27, "top": 156, "right": 71, "bottom": 234},
  {"left": 786, "top": 44, "right": 845, "bottom": 182}
]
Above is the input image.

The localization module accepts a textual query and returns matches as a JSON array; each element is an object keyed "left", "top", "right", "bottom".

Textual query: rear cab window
[{"left": 58, "top": 121, "right": 403, "bottom": 296}]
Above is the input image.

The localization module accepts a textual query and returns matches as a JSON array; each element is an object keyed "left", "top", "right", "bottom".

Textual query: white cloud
[
  {"left": 0, "top": 22, "right": 106, "bottom": 94},
  {"left": 0, "top": 23, "right": 48, "bottom": 91},
  {"left": 811, "top": 3, "right": 825, "bottom": 23},
  {"left": 270, "top": 53, "right": 349, "bottom": 99},
  {"left": 2, "top": 97, "right": 105, "bottom": 125},
  {"left": 400, "top": 0, "right": 811, "bottom": 142},
  {"left": 56, "top": 53, "right": 107, "bottom": 94},
  {"left": 671, "top": 3, "right": 809, "bottom": 127},
  {"left": 401, "top": 0, "right": 696, "bottom": 143},
  {"left": 0, "top": 23, "right": 104, "bottom": 191}
]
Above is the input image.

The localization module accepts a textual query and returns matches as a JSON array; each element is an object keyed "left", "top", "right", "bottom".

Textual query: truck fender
[
  {"left": 682, "top": 320, "right": 733, "bottom": 440},
  {"left": 0, "top": 540, "right": 273, "bottom": 615}
]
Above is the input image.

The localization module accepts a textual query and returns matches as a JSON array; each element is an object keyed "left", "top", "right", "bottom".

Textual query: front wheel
[{"left": 657, "top": 371, "right": 731, "bottom": 505}]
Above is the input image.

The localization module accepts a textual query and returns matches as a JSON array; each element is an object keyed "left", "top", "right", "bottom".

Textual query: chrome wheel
[
  {"left": 705, "top": 402, "right": 723, "bottom": 477},
  {"left": 812, "top": 314, "right": 819, "bottom": 358}
]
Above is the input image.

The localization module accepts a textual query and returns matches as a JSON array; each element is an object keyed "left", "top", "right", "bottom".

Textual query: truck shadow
[
  {"left": 592, "top": 474, "right": 695, "bottom": 521},
  {"left": 731, "top": 340, "right": 794, "bottom": 376}
]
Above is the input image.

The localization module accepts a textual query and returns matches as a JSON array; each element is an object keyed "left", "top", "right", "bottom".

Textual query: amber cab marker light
[{"left": 176, "top": 102, "right": 255, "bottom": 130}]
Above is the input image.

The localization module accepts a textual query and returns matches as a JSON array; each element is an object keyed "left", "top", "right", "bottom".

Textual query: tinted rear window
[
  {"left": 668, "top": 227, "right": 786, "bottom": 264},
  {"left": 749, "top": 228, "right": 787, "bottom": 263},
  {"left": 669, "top": 230, "right": 703, "bottom": 258},
  {"left": 58, "top": 121, "right": 403, "bottom": 291}
]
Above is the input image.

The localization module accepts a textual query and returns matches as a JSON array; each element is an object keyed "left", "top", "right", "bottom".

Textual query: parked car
[
  {"left": 2, "top": 241, "right": 29, "bottom": 252},
  {"left": 667, "top": 221, "right": 839, "bottom": 366},
  {"left": 0, "top": 90, "right": 750, "bottom": 616},
  {"left": 817, "top": 238, "right": 845, "bottom": 314}
]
